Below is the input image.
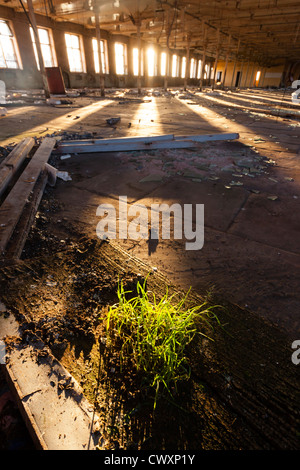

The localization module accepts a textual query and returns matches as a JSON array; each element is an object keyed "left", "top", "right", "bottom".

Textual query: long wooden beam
[{"left": 57, "top": 133, "right": 239, "bottom": 154}]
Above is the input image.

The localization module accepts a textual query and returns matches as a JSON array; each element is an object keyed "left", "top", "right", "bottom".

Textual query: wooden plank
[
  {"left": 176, "top": 133, "right": 239, "bottom": 142},
  {"left": 4, "top": 171, "right": 49, "bottom": 259},
  {"left": 58, "top": 134, "right": 175, "bottom": 148},
  {"left": 0, "top": 138, "right": 56, "bottom": 255},
  {"left": 57, "top": 133, "right": 239, "bottom": 154},
  {"left": 0, "top": 138, "right": 35, "bottom": 198}
]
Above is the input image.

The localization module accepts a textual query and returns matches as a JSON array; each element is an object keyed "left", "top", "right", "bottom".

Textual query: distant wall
[
  {"left": 215, "top": 60, "right": 285, "bottom": 88},
  {"left": 0, "top": 5, "right": 287, "bottom": 91}
]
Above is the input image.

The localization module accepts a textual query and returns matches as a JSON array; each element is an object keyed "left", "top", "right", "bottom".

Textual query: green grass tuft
[{"left": 105, "top": 279, "right": 219, "bottom": 408}]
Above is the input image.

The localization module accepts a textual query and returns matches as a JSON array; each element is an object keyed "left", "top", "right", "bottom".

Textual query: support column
[
  {"left": 184, "top": 35, "right": 190, "bottom": 91},
  {"left": 249, "top": 62, "right": 256, "bottom": 88},
  {"left": 221, "top": 34, "right": 231, "bottom": 89},
  {"left": 242, "top": 53, "right": 251, "bottom": 87},
  {"left": 26, "top": 0, "right": 50, "bottom": 98},
  {"left": 163, "top": 48, "right": 170, "bottom": 91},
  {"left": 212, "top": 28, "right": 220, "bottom": 90},
  {"left": 95, "top": 12, "right": 105, "bottom": 96},
  {"left": 199, "top": 24, "right": 207, "bottom": 91},
  {"left": 258, "top": 66, "right": 266, "bottom": 87},
  {"left": 237, "top": 58, "right": 245, "bottom": 87},
  {"left": 136, "top": 16, "right": 142, "bottom": 94},
  {"left": 230, "top": 37, "right": 240, "bottom": 88}
]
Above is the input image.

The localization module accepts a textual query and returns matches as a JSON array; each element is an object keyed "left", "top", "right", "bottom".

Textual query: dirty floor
[{"left": 0, "top": 86, "right": 299, "bottom": 450}]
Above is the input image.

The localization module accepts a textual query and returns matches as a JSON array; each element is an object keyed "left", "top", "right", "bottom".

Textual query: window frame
[
  {"left": 132, "top": 47, "right": 144, "bottom": 76},
  {"left": 65, "top": 32, "right": 86, "bottom": 73},
  {"left": 92, "top": 37, "right": 109, "bottom": 74},
  {"left": 0, "top": 19, "right": 22, "bottom": 70},
  {"left": 114, "top": 41, "right": 128, "bottom": 75},
  {"left": 30, "top": 25, "right": 57, "bottom": 70}
]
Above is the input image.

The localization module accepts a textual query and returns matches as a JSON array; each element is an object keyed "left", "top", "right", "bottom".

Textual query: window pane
[
  {"left": 38, "top": 28, "right": 50, "bottom": 45},
  {"left": 0, "top": 21, "right": 19, "bottom": 68},
  {"left": 147, "top": 48, "right": 155, "bottom": 77},
  {"left": 65, "top": 34, "right": 73, "bottom": 48},
  {"left": 65, "top": 33, "right": 83, "bottom": 72},
  {"left": 0, "top": 54, "right": 6, "bottom": 67},
  {"left": 41, "top": 44, "right": 53, "bottom": 67},
  {"left": 0, "top": 20, "right": 12, "bottom": 37},
  {"left": 30, "top": 27, "right": 55, "bottom": 69},
  {"left": 115, "top": 43, "right": 126, "bottom": 75},
  {"left": 181, "top": 57, "right": 186, "bottom": 78},
  {"left": 161, "top": 52, "right": 166, "bottom": 76},
  {"left": 71, "top": 34, "right": 79, "bottom": 49}
]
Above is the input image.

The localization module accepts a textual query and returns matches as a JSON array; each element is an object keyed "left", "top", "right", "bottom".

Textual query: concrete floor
[{"left": 1, "top": 86, "right": 300, "bottom": 338}]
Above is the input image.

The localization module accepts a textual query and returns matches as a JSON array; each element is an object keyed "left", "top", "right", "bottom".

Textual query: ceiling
[{"left": 3, "top": 0, "right": 300, "bottom": 65}]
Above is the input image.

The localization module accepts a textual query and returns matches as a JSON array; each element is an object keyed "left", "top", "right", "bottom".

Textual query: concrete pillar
[
  {"left": 184, "top": 36, "right": 190, "bottom": 90},
  {"left": 26, "top": 0, "right": 50, "bottom": 97},
  {"left": 212, "top": 28, "right": 220, "bottom": 90},
  {"left": 95, "top": 12, "right": 105, "bottom": 96},
  {"left": 230, "top": 37, "right": 241, "bottom": 88},
  {"left": 221, "top": 35, "right": 231, "bottom": 89},
  {"left": 136, "top": 17, "right": 142, "bottom": 94},
  {"left": 199, "top": 24, "right": 207, "bottom": 91}
]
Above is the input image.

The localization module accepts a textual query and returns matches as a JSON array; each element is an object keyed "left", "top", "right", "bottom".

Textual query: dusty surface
[
  {"left": 0, "top": 87, "right": 300, "bottom": 450},
  {"left": 0, "top": 239, "right": 299, "bottom": 450}
]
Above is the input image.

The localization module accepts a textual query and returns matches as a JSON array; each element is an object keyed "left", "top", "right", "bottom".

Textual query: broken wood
[
  {"left": 0, "top": 138, "right": 35, "bottom": 198},
  {"left": 57, "top": 133, "right": 239, "bottom": 154},
  {"left": 0, "top": 137, "right": 56, "bottom": 256},
  {"left": 4, "top": 170, "right": 49, "bottom": 259}
]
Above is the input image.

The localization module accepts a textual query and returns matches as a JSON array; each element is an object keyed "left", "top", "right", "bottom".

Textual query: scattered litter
[
  {"left": 106, "top": 117, "right": 121, "bottom": 126},
  {"left": 139, "top": 174, "right": 164, "bottom": 183},
  {"left": 268, "top": 177, "right": 278, "bottom": 183},
  {"left": 56, "top": 171, "right": 72, "bottom": 182},
  {"left": 183, "top": 170, "right": 203, "bottom": 178},
  {"left": 46, "top": 98, "right": 61, "bottom": 105},
  {"left": 267, "top": 195, "right": 278, "bottom": 201},
  {"left": 60, "top": 154, "right": 72, "bottom": 160},
  {"left": 230, "top": 181, "right": 243, "bottom": 186},
  {"left": 284, "top": 177, "right": 294, "bottom": 182},
  {"left": 250, "top": 189, "right": 260, "bottom": 194},
  {"left": 0, "top": 107, "right": 7, "bottom": 117},
  {"left": 46, "top": 280, "right": 57, "bottom": 287},
  {"left": 236, "top": 158, "right": 254, "bottom": 168}
]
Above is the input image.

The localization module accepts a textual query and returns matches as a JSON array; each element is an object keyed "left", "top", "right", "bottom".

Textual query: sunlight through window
[
  {"left": 197, "top": 60, "right": 202, "bottom": 79},
  {"left": 133, "top": 47, "right": 143, "bottom": 76},
  {"left": 115, "top": 42, "right": 127, "bottom": 75},
  {"left": 147, "top": 48, "right": 156, "bottom": 77},
  {"left": 92, "top": 38, "right": 108, "bottom": 74},
  {"left": 65, "top": 33, "right": 84, "bottom": 72},
  {"left": 181, "top": 57, "right": 186, "bottom": 78},
  {"left": 172, "top": 54, "right": 178, "bottom": 77},
  {"left": 0, "top": 20, "right": 20, "bottom": 69},
  {"left": 161, "top": 51, "right": 167, "bottom": 76},
  {"left": 190, "top": 58, "right": 196, "bottom": 78},
  {"left": 30, "top": 27, "right": 56, "bottom": 70}
]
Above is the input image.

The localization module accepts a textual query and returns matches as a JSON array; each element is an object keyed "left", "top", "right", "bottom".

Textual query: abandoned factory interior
[{"left": 0, "top": 0, "right": 299, "bottom": 454}]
